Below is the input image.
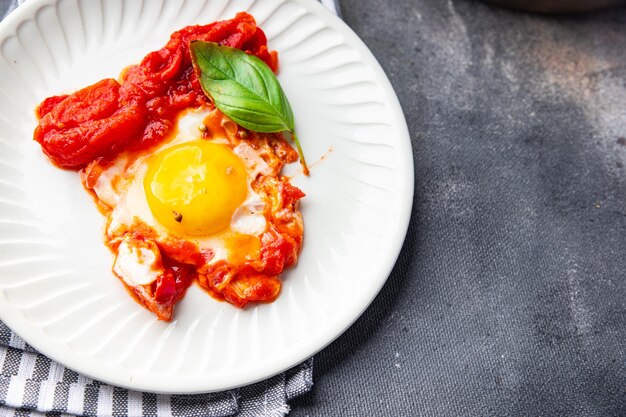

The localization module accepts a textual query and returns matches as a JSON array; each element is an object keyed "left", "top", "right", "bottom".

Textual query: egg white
[{"left": 92, "top": 108, "right": 272, "bottom": 285}]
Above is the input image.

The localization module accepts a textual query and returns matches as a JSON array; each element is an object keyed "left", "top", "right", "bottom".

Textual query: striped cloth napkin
[{"left": 0, "top": 0, "right": 341, "bottom": 416}]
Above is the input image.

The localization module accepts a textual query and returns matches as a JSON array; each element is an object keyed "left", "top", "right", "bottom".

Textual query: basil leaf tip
[{"left": 190, "top": 41, "right": 309, "bottom": 175}]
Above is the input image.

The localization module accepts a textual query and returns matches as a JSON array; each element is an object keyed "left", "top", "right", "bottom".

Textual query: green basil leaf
[{"left": 190, "top": 41, "right": 295, "bottom": 134}]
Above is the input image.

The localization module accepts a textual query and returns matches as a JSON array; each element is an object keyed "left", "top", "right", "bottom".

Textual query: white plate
[{"left": 0, "top": 0, "right": 413, "bottom": 393}]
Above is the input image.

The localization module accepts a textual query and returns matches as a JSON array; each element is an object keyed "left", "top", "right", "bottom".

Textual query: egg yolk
[{"left": 144, "top": 141, "right": 248, "bottom": 236}]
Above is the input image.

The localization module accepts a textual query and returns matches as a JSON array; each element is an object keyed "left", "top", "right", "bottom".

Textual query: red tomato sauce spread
[
  {"left": 34, "top": 12, "right": 277, "bottom": 169},
  {"left": 33, "top": 13, "right": 304, "bottom": 321}
]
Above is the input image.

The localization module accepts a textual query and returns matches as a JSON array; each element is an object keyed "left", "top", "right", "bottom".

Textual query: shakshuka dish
[{"left": 32, "top": 13, "right": 305, "bottom": 321}]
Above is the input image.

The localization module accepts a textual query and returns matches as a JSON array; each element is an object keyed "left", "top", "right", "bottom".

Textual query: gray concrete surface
[{"left": 291, "top": 0, "right": 626, "bottom": 415}]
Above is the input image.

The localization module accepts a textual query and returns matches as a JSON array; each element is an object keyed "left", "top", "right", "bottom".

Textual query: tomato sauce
[
  {"left": 34, "top": 12, "right": 278, "bottom": 169},
  {"left": 35, "top": 13, "right": 304, "bottom": 320}
]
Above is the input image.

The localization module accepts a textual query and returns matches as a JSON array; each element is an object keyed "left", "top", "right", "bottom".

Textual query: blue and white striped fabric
[
  {"left": 0, "top": 0, "right": 341, "bottom": 415},
  {"left": 0, "top": 320, "right": 313, "bottom": 416}
]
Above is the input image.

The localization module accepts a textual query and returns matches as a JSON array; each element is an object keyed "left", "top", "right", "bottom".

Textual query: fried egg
[{"left": 82, "top": 106, "right": 303, "bottom": 319}]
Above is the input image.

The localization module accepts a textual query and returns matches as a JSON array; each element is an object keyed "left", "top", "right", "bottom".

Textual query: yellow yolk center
[{"left": 144, "top": 141, "right": 248, "bottom": 236}]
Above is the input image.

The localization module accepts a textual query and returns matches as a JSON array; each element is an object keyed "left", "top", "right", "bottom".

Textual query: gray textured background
[{"left": 292, "top": 0, "right": 626, "bottom": 415}]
